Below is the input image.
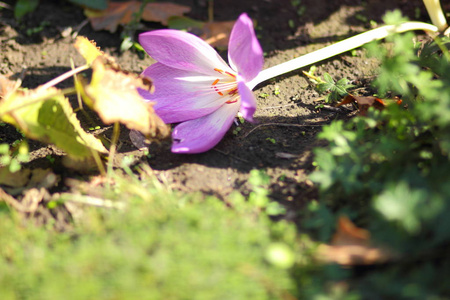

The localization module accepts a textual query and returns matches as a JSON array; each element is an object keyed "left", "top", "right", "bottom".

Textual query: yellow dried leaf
[
  {"left": 77, "top": 57, "right": 169, "bottom": 139},
  {"left": 0, "top": 87, "right": 107, "bottom": 158},
  {"left": 74, "top": 36, "right": 116, "bottom": 66}
]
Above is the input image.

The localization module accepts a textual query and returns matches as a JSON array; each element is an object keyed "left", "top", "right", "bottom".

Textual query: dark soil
[{"left": 0, "top": 0, "right": 432, "bottom": 210}]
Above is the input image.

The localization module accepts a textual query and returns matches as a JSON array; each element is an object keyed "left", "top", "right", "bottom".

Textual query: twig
[
  {"left": 261, "top": 103, "right": 296, "bottom": 109},
  {"left": 214, "top": 148, "right": 249, "bottom": 162},
  {"left": 57, "top": 193, "right": 125, "bottom": 209},
  {"left": 242, "top": 123, "right": 322, "bottom": 138}
]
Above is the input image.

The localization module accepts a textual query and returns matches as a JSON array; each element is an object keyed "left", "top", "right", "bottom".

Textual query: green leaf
[
  {"left": 68, "top": 0, "right": 107, "bottom": 10},
  {"left": 14, "top": 0, "right": 39, "bottom": 20},
  {"left": 0, "top": 87, "right": 107, "bottom": 159},
  {"left": 382, "top": 9, "right": 409, "bottom": 25},
  {"left": 323, "top": 73, "right": 334, "bottom": 84},
  {"left": 167, "top": 16, "right": 204, "bottom": 30}
]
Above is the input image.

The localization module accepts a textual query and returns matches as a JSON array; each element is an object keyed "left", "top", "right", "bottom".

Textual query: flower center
[{"left": 211, "top": 68, "right": 239, "bottom": 104}]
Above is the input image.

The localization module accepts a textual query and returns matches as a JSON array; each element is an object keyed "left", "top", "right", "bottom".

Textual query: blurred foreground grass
[{"left": 0, "top": 170, "right": 311, "bottom": 300}]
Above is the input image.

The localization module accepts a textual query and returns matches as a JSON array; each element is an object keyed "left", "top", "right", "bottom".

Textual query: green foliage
[
  {"left": 309, "top": 11, "right": 450, "bottom": 298},
  {"left": 14, "top": 0, "right": 108, "bottom": 20},
  {"left": 0, "top": 141, "right": 29, "bottom": 172},
  {"left": 68, "top": 0, "right": 107, "bottom": 10},
  {"left": 316, "top": 73, "right": 354, "bottom": 103},
  {"left": 247, "top": 169, "right": 286, "bottom": 216},
  {"left": 14, "top": 0, "right": 39, "bottom": 19},
  {"left": 0, "top": 172, "right": 302, "bottom": 299}
]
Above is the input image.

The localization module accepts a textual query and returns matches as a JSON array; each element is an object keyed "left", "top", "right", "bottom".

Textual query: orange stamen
[
  {"left": 228, "top": 88, "right": 238, "bottom": 95},
  {"left": 225, "top": 71, "right": 236, "bottom": 78}
]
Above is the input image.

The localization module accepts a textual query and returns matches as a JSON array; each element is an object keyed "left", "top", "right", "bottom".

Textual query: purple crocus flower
[{"left": 138, "top": 13, "right": 263, "bottom": 154}]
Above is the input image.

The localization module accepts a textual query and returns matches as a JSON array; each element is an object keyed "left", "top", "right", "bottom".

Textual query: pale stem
[
  {"left": 39, "top": 64, "right": 89, "bottom": 90},
  {"left": 248, "top": 22, "right": 438, "bottom": 89},
  {"left": 422, "top": 0, "right": 448, "bottom": 32},
  {"left": 107, "top": 122, "right": 121, "bottom": 177}
]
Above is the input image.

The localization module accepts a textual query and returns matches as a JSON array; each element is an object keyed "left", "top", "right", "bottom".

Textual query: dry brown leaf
[
  {"left": 142, "top": 2, "right": 190, "bottom": 26},
  {"left": 337, "top": 94, "right": 402, "bottom": 116},
  {"left": 317, "top": 216, "right": 396, "bottom": 265},
  {"left": 201, "top": 20, "right": 235, "bottom": 48},
  {"left": 85, "top": 1, "right": 190, "bottom": 33},
  {"left": 0, "top": 74, "right": 21, "bottom": 100},
  {"left": 77, "top": 57, "right": 170, "bottom": 139}
]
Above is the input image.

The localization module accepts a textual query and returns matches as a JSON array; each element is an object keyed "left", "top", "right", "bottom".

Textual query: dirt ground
[{"left": 0, "top": 0, "right": 433, "bottom": 210}]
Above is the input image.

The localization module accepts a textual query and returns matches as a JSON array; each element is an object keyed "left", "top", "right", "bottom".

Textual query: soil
[{"left": 0, "top": 0, "right": 432, "bottom": 213}]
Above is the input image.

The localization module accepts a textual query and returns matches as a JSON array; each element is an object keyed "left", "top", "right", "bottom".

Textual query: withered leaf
[
  {"left": 85, "top": 1, "right": 190, "bottom": 33},
  {"left": 0, "top": 87, "right": 108, "bottom": 159},
  {"left": 76, "top": 57, "right": 170, "bottom": 139},
  {"left": 167, "top": 17, "right": 237, "bottom": 49},
  {"left": 317, "top": 216, "right": 396, "bottom": 265},
  {"left": 0, "top": 74, "right": 21, "bottom": 100},
  {"left": 74, "top": 36, "right": 116, "bottom": 66},
  {"left": 201, "top": 20, "right": 236, "bottom": 48},
  {"left": 337, "top": 94, "right": 402, "bottom": 116}
]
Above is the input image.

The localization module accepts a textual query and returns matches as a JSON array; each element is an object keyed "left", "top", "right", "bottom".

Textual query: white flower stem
[
  {"left": 248, "top": 22, "right": 438, "bottom": 89},
  {"left": 422, "top": 0, "right": 448, "bottom": 32},
  {"left": 39, "top": 65, "right": 89, "bottom": 90}
]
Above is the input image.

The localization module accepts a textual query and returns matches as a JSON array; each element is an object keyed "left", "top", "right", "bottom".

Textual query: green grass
[{"left": 0, "top": 171, "right": 305, "bottom": 300}]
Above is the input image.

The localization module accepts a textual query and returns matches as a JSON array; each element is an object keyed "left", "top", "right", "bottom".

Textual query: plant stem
[
  {"left": 107, "top": 122, "right": 121, "bottom": 176},
  {"left": 39, "top": 65, "right": 89, "bottom": 90},
  {"left": 248, "top": 22, "right": 438, "bottom": 89},
  {"left": 422, "top": 0, "right": 448, "bottom": 32}
]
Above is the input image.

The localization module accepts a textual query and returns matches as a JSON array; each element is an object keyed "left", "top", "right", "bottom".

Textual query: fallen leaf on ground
[
  {"left": 76, "top": 57, "right": 170, "bottom": 139},
  {"left": 85, "top": 1, "right": 190, "bottom": 33},
  {"left": 0, "top": 87, "right": 108, "bottom": 158},
  {"left": 168, "top": 17, "right": 237, "bottom": 48},
  {"left": 337, "top": 94, "right": 402, "bottom": 116},
  {"left": 201, "top": 20, "right": 236, "bottom": 48},
  {"left": 0, "top": 74, "right": 21, "bottom": 100},
  {"left": 317, "top": 216, "right": 396, "bottom": 265}
]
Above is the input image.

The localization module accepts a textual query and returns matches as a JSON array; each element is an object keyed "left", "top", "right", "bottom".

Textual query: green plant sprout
[
  {"left": 247, "top": 169, "right": 286, "bottom": 216},
  {"left": 25, "top": 20, "right": 50, "bottom": 36},
  {"left": 303, "top": 68, "right": 354, "bottom": 102},
  {"left": 0, "top": 142, "right": 29, "bottom": 173},
  {"left": 316, "top": 73, "right": 355, "bottom": 103},
  {"left": 232, "top": 126, "right": 242, "bottom": 135},
  {"left": 266, "top": 137, "right": 276, "bottom": 144},
  {"left": 274, "top": 86, "right": 281, "bottom": 95}
]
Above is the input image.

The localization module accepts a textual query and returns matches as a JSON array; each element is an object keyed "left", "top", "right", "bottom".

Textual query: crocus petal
[
  {"left": 171, "top": 102, "right": 240, "bottom": 153},
  {"left": 139, "top": 63, "right": 232, "bottom": 124},
  {"left": 228, "top": 13, "right": 264, "bottom": 82},
  {"left": 139, "top": 30, "right": 233, "bottom": 76},
  {"left": 237, "top": 80, "right": 257, "bottom": 122}
]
